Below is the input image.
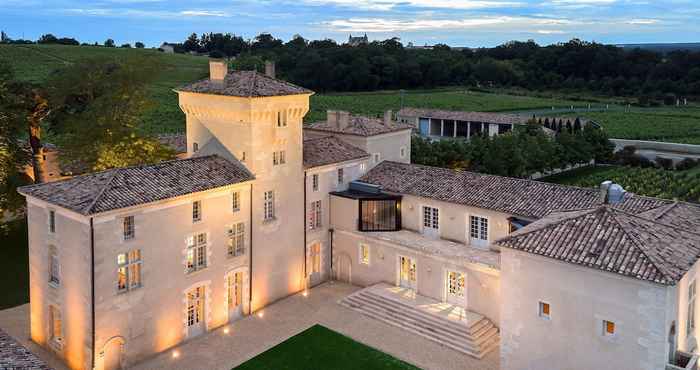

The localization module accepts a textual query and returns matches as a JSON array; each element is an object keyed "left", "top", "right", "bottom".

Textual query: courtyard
[{"left": 0, "top": 282, "right": 500, "bottom": 370}]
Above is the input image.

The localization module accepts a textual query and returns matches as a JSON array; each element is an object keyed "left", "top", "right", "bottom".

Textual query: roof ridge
[
  {"left": 610, "top": 205, "right": 700, "bottom": 238},
  {"left": 84, "top": 169, "right": 121, "bottom": 215}
]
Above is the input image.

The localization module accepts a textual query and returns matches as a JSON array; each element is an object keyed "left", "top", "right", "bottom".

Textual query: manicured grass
[
  {"left": 541, "top": 165, "right": 700, "bottom": 203},
  {"left": 234, "top": 325, "right": 421, "bottom": 370},
  {"left": 0, "top": 218, "right": 29, "bottom": 309}
]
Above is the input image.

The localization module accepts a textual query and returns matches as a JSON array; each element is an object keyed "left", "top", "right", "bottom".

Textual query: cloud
[
  {"left": 179, "top": 10, "right": 229, "bottom": 17},
  {"left": 321, "top": 16, "right": 580, "bottom": 32},
  {"left": 625, "top": 18, "right": 660, "bottom": 25},
  {"left": 299, "top": 0, "right": 524, "bottom": 11},
  {"left": 61, "top": 8, "right": 232, "bottom": 18}
]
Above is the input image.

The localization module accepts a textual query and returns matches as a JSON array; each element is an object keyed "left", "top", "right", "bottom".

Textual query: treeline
[
  {"left": 0, "top": 33, "right": 145, "bottom": 49},
  {"left": 174, "top": 32, "right": 700, "bottom": 100},
  {"left": 411, "top": 123, "right": 614, "bottom": 178}
]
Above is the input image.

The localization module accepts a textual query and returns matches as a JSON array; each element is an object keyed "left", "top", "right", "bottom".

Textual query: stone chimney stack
[
  {"left": 383, "top": 110, "right": 393, "bottom": 125},
  {"left": 265, "top": 61, "right": 276, "bottom": 79},
  {"left": 209, "top": 59, "right": 227, "bottom": 84},
  {"left": 599, "top": 181, "right": 613, "bottom": 204},
  {"left": 338, "top": 111, "right": 350, "bottom": 130}
]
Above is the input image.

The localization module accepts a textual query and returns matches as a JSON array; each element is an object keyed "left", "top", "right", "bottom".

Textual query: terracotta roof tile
[
  {"left": 303, "top": 135, "right": 369, "bottom": 169},
  {"left": 18, "top": 155, "right": 254, "bottom": 215},
  {"left": 497, "top": 206, "right": 700, "bottom": 285},
  {"left": 398, "top": 108, "right": 531, "bottom": 125},
  {"left": 360, "top": 162, "right": 671, "bottom": 219},
  {"left": 306, "top": 115, "right": 413, "bottom": 137},
  {"left": 176, "top": 70, "right": 312, "bottom": 98},
  {"left": 640, "top": 201, "right": 700, "bottom": 230}
]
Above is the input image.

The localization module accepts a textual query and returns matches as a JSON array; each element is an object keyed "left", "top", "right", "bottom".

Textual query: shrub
[{"left": 654, "top": 157, "right": 674, "bottom": 170}]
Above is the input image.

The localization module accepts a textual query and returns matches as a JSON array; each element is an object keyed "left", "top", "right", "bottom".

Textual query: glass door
[{"left": 399, "top": 256, "right": 417, "bottom": 290}]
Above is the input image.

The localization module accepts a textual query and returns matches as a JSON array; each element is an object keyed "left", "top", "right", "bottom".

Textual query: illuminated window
[
  {"left": 539, "top": 301, "right": 550, "bottom": 319},
  {"left": 48, "top": 210, "right": 56, "bottom": 233},
  {"left": 228, "top": 223, "right": 245, "bottom": 257},
  {"left": 359, "top": 244, "right": 370, "bottom": 265},
  {"left": 309, "top": 200, "right": 322, "bottom": 230},
  {"left": 123, "top": 216, "right": 135, "bottom": 240},
  {"left": 310, "top": 242, "right": 321, "bottom": 274},
  {"left": 117, "top": 249, "right": 142, "bottom": 292},
  {"left": 49, "top": 305, "right": 62, "bottom": 347},
  {"left": 192, "top": 201, "right": 202, "bottom": 222},
  {"left": 603, "top": 320, "right": 616, "bottom": 336},
  {"left": 48, "top": 245, "right": 59, "bottom": 286},
  {"left": 232, "top": 192, "right": 240, "bottom": 213},
  {"left": 264, "top": 191, "right": 275, "bottom": 221},
  {"left": 312, "top": 174, "right": 319, "bottom": 192},
  {"left": 186, "top": 234, "right": 207, "bottom": 273}
]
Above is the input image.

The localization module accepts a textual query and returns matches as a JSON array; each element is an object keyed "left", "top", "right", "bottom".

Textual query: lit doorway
[
  {"left": 186, "top": 286, "right": 206, "bottom": 338},
  {"left": 399, "top": 256, "right": 417, "bottom": 290},
  {"left": 227, "top": 272, "right": 244, "bottom": 322}
]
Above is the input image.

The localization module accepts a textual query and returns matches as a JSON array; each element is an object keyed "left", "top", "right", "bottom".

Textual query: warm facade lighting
[
  {"left": 302, "top": 290, "right": 309, "bottom": 297},
  {"left": 172, "top": 350, "right": 180, "bottom": 359},
  {"left": 223, "top": 327, "right": 230, "bottom": 334},
  {"left": 257, "top": 311, "right": 264, "bottom": 318}
]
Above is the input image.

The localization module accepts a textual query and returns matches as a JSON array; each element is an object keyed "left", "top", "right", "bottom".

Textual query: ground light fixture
[
  {"left": 172, "top": 350, "right": 180, "bottom": 359},
  {"left": 223, "top": 326, "right": 230, "bottom": 334}
]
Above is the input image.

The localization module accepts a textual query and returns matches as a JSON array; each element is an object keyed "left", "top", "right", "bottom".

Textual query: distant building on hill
[
  {"left": 159, "top": 42, "right": 176, "bottom": 53},
  {"left": 1, "top": 31, "right": 8, "bottom": 43},
  {"left": 347, "top": 34, "right": 368, "bottom": 47}
]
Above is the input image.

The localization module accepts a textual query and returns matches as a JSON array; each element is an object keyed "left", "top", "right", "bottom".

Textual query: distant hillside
[
  {"left": 0, "top": 44, "right": 209, "bottom": 134},
  {"left": 616, "top": 43, "right": 700, "bottom": 53}
]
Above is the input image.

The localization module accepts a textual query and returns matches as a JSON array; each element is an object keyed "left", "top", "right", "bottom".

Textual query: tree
[
  {"left": 135, "top": 42, "right": 145, "bottom": 49},
  {"left": 46, "top": 57, "right": 175, "bottom": 171},
  {"left": 183, "top": 33, "right": 199, "bottom": 52},
  {"left": 104, "top": 38, "right": 115, "bottom": 47},
  {"left": 38, "top": 34, "right": 59, "bottom": 44},
  {"left": 120, "top": 43, "right": 132, "bottom": 48}
]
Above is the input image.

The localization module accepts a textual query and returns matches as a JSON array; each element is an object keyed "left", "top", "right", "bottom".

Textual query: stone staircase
[{"left": 339, "top": 284, "right": 499, "bottom": 359}]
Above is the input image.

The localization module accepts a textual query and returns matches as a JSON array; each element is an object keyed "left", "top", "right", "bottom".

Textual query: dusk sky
[{"left": 1, "top": 0, "right": 698, "bottom": 47}]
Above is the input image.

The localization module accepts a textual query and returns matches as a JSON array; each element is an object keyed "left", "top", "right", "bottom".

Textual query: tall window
[
  {"left": 186, "top": 233, "right": 207, "bottom": 273},
  {"left": 117, "top": 249, "right": 142, "bottom": 292},
  {"left": 228, "top": 223, "right": 245, "bottom": 257},
  {"left": 273, "top": 151, "right": 286, "bottom": 166},
  {"left": 310, "top": 243, "right": 321, "bottom": 274},
  {"left": 359, "top": 244, "right": 370, "bottom": 265},
  {"left": 337, "top": 168, "right": 344, "bottom": 185},
  {"left": 49, "top": 305, "right": 62, "bottom": 347},
  {"left": 538, "top": 301, "right": 550, "bottom": 319},
  {"left": 312, "top": 174, "right": 319, "bottom": 192},
  {"left": 264, "top": 191, "right": 275, "bottom": 221},
  {"left": 309, "top": 200, "right": 322, "bottom": 230},
  {"left": 277, "top": 111, "right": 287, "bottom": 127},
  {"left": 49, "top": 245, "right": 59, "bottom": 286},
  {"left": 49, "top": 210, "right": 56, "bottom": 233},
  {"left": 689, "top": 280, "right": 697, "bottom": 334},
  {"left": 447, "top": 271, "right": 465, "bottom": 298},
  {"left": 359, "top": 199, "right": 401, "bottom": 232},
  {"left": 232, "top": 192, "right": 240, "bottom": 213},
  {"left": 123, "top": 216, "right": 135, "bottom": 240},
  {"left": 470, "top": 216, "right": 488, "bottom": 241},
  {"left": 400, "top": 146, "right": 406, "bottom": 158},
  {"left": 373, "top": 153, "right": 381, "bottom": 164},
  {"left": 192, "top": 201, "right": 202, "bottom": 222},
  {"left": 603, "top": 320, "right": 616, "bottom": 336},
  {"left": 193, "top": 142, "right": 199, "bottom": 152},
  {"left": 423, "top": 206, "right": 439, "bottom": 230}
]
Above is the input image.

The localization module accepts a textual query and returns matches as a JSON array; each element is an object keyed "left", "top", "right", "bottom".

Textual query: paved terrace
[{"left": 0, "top": 283, "right": 499, "bottom": 370}]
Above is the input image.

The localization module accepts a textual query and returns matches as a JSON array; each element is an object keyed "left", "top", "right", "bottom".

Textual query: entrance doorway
[
  {"left": 186, "top": 286, "right": 205, "bottom": 338},
  {"left": 102, "top": 337, "right": 124, "bottom": 370},
  {"left": 399, "top": 256, "right": 417, "bottom": 290},
  {"left": 446, "top": 270, "right": 466, "bottom": 306},
  {"left": 227, "top": 272, "right": 243, "bottom": 321},
  {"left": 308, "top": 242, "right": 322, "bottom": 287}
]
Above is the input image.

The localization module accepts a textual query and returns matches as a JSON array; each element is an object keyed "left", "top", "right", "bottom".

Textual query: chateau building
[{"left": 17, "top": 60, "right": 700, "bottom": 370}]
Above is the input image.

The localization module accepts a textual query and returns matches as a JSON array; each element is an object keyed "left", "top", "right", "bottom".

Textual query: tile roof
[
  {"left": 303, "top": 135, "right": 369, "bottom": 169},
  {"left": 157, "top": 133, "right": 187, "bottom": 154},
  {"left": 18, "top": 155, "right": 254, "bottom": 215},
  {"left": 305, "top": 115, "right": 413, "bottom": 137},
  {"left": 497, "top": 206, "right": 700, "bottom": 285},
  {"left": 360, "top": 162, "right": 671, "bottom": 219},
  {"left": 398, "top": 108, "right": 531, "bottom": 125},
  {"left": 0, "top": 328, "right": 51, "bottom": 370},
  {"left": 176, "top": 70, "right": 313, "bottom": 98},
  {"left": 640, "top": 201, "right": 700, "bottom": 230}
]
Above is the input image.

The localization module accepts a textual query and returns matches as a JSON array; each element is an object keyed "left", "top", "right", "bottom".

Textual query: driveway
[{"left": 0, "top": 282, "right": 500, "bottom": 370}]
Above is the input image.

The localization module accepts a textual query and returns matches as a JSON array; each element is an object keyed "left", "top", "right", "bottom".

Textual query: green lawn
[
  {"left": 0, "top": 218, "right": 29, "bottom": 309},
  {"left": 234, "top": 325, "right": 421, "bottom": 370},
  {"left": 541, "top": 165, "right": 700, "bottom": 203}
]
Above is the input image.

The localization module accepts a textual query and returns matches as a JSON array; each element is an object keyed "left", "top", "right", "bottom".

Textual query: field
[
  {"left": 0, "top": 44, "right": 209, "bottom": 134},
  {"left": 542, "top": 165, "right": 700, "bottom": 203},
  {"left": 234, "top": 325, "right": 420, "bottom": 370}
]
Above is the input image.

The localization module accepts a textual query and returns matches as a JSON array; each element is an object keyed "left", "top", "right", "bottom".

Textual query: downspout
[
  {"left": 328, "top": 192, "right": 334, "bottom": 274},
  {"left": 90, "top": 217, "right": 96, "bottom": 369},
  {"left": 248, "top": 183, "right": 253, "bottom": 314}
]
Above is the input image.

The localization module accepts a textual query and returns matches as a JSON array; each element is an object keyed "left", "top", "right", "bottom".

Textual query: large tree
[{"left": 46, "top": 57, "right": 175, "bottom": 172}]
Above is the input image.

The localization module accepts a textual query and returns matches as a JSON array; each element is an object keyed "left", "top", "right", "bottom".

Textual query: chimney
[
  {"left": 599, "top": 181, "right": 612, "bottom": 204},
  {"left": 383, "top": 110, "right": 393, "bottom": 125},
  {"left": 327, "top": 110, "right": 338, "bottom": 126},
  {"left": 338, "top": 111, "right": 350, "bottom": 130},
  {"left": 209, "top": 59, "right": 227, "bottom": 84},
  {"left": 265, "top": 61, "right": 276, "bottom": 79}
]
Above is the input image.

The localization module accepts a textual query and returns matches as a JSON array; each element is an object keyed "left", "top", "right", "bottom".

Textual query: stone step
[
  {"left": 350, "top": 293, "right": 500, "bottom": 349},
  {"left": 358, "top": 290, "right": 497, "bottom": 343},
  {"left": 340, "top": 298, "right": 487, "bottom": 358},
  {"left": 341, "top": 292, "right": 499, "bottom": 358}
]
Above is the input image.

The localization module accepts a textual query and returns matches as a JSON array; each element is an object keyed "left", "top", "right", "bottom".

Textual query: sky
[{"left": 1, "top": 0, "right": 699, "bottom": 48}]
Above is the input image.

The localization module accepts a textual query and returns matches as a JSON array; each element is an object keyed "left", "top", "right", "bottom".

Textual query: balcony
[{"left": 668, "top": 351, "right": 699, "bottom": 370}]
